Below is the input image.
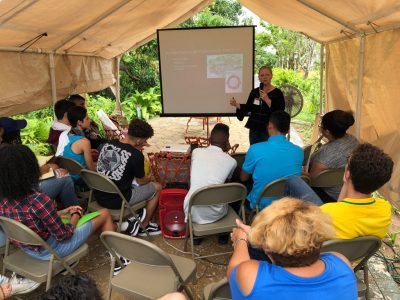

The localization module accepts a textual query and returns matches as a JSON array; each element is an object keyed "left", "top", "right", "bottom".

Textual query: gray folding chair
[
  {"left": 184, "top": 183, "right": 247, "bottom": 259},
  {"left": 203, "top": 278, "right": 231, "bottom": 300},
  {"left": 101, "top": 231, "right": 196, "bottom": 300},
  {"left": 322, "top": 236, "right": 381, "bottom": 299},
  {"left": 80, "top": 169, "right": 149, "bottom": 237},
  {"left": 0, "top": 216, "right": 88, "bottom": 291},
  {"left": 249, "top": 178, "right": 287, "bottom": 222},
  {"left": 310, "top": 168, "right": 345, "bottom": 188},
  {"left": 57, "top": 156, "right": 84, "bottom": 176}
]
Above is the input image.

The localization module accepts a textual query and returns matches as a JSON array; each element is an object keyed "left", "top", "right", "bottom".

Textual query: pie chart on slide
[{"left": 225, "top": 71, "right": 243, "bottom": 93}]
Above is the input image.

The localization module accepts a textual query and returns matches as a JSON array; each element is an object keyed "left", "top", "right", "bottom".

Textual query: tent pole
[
  {"left": 319, "top": 43, "right": 324, "bottom": 115},
  {"left": 113, "top": 56, "right": 123, "bottom": 115},
  {"left": 355, "top": 36, "right": 365, "bottom": 140},
  {"left": 49, "top": 53, "right": 57, "bottom": 119}
]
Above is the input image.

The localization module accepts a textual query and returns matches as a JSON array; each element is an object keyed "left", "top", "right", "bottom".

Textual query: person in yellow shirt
[
  {"left": 246, "top": 143, "right": 393, "bottom": 261},
  {"left": 320, "top": 143, "right": 393, "bottom": 239}
]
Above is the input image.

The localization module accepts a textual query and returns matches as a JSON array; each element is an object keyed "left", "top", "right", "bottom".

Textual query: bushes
[{"left": 272, "top": 68, "right": 320, "bottom": 117}]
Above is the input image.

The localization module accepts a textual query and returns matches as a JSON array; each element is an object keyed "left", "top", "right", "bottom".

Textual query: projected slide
[{"left": 158, "top": 27, "right": 254, "bottom": 116}]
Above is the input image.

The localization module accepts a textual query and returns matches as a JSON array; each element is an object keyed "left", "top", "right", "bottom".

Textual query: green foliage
[
  {"left": 272, "top": 68, "right": 320, "bottom": 116},
  {"left": 122, "top": 87, "right": 161, "bottom": 121}
]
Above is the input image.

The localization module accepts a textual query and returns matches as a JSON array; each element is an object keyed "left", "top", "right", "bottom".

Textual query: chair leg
[
  {"left": 182, "top": 284, "right": 195, "bottom": 300},
  {"left": 46, "top": 257, "right": 54, "bottom": 291},
  {"left": 106, "top": 257, "right": 115, "bottom": 300},
  {"left": 364, "top": 265, "right": 369, "bottom": 300},
  {"left": 186, "top": 118, "right": 192, "bottom": 134}
]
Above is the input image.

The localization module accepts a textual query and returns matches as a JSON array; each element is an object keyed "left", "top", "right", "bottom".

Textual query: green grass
[{"left": 293, "top": 111, "right": 316, "bottom": 124}]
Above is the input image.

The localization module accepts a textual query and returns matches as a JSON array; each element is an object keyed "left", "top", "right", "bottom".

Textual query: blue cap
[{"left": 0, "top": 117, "right": 27, "bottom": 135}]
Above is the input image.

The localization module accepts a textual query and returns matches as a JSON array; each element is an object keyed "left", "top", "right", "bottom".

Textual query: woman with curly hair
[
  {"left": 0, "top": 144, "right": 115, "bottom": 262},
  {"left": 227, "top": 198, "right": 356, "bottom": 299}
]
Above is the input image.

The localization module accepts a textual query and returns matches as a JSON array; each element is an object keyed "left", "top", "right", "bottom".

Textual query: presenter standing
[{"left": 229, "top": 66, "right": 285, "bottom": 145}]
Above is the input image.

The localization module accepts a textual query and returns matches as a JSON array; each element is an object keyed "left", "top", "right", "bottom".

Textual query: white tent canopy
[{"left": 0, "top": 0, "right": 399, "bottom": 205}]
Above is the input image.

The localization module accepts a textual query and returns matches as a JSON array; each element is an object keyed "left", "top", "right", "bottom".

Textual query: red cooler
[{"left": 159, "top": 188, "right": 187, "bottom": 239}]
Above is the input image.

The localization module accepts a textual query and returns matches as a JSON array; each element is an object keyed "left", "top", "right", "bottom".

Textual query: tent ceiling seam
[
  {"left": 53, "top": 0, "right": 134, "bottom": 52},
  {"left": 297, "top": 0, "right": 363, "bottom": 34},
  {"left": 0, "top": 0, "right": 38, "bottom": 26}
]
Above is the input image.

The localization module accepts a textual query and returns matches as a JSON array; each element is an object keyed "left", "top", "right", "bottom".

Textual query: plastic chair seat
[
  {"left": 3, "top": 243, "right": 88, "bottom": 283},
  {"left": 203, "top": 278, "right": 231, "bottom": 300},
  {"left": 193, "top": 206, "right": 240, "bottom": 236}
]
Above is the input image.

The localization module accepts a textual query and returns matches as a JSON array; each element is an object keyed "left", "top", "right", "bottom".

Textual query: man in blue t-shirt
[{"left": 240, "top": 110, "right": 303, "bottom": 209}]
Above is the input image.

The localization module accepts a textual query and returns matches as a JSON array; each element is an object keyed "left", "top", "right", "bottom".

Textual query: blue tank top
[
  {"left": 63, "top": 135, "right": 86, "bottom": 180},
  {"left": 230, "top": 253, "right": 357, "bottom": 300}
]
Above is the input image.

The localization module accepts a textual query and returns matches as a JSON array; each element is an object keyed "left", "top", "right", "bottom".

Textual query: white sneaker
[{"left": 9, "top": 273, "right": 41, "bottom": 295}]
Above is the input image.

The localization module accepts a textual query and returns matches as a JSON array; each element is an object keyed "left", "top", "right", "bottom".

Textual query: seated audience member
[
  {"left": 47, "top": 99, "right": 75, "bottom": 147},
  {"left": 308, "top": 110, "right": 358, "bottom": 202},
  {"left": 0, "top": 144, "right": 119, "bottom": 265},
  {"left": 0, "top": 118, "right": 80, "bottom": 207},
  {"left": 227, "top": 198, "right": 356, "bottom": 300},
  {"left": 95, "top": 119, "right": 161, "bottom": 236},
  {"left": 39, "top": 274, "right": 102, "bottom": 300},
  {"left": 184, "top": 124, "right": 237, "bottom": 224},
  {"left": 0, "top": 117, "right": 27, "bottom": 144},
  {"left": 60, "top": 106, "right": 96, "bottom": 179},
  {"left": 286, "top": 143, "right": 393, "bottom": 239},
  {"left": 240, "top": 111, "right": 303, "bottom": 209},
  {"left": 68, "top": 94, "right": 105, "bottom": 149}
]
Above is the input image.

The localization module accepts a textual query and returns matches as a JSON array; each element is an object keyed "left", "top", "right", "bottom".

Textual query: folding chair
[
  {"left": 57, "top": 156, "right": 84, "bottom": 176},
  {"left": 230, "top": 152, "right": 246, "bottom": 183},
  {"left": 203, "top": 278, "right": 231, "bottom": 300},
  {"left": 0, "top": 216, "right": 88, "bottom": 291},
  {"left": 310, "top": 168, "right": 345, "bottom": 188},
  {"left": 184, "top": 183, "right": 247, "bottom": 259},
  {"left": 248, "top": 178, "right": 287, "bottom": 222},
  {"left": 101, "top": 231, "right": 196, "bottom": 300},
  {"left": 322, "top": 236, "right": 381, "bottom": 299},
  {"left": 80, "top": 170, "right": 149, "bottom": 237}
]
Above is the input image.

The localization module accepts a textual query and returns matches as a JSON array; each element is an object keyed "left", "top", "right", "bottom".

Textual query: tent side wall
[
  {"left": 0, "top": 52, "right": 116, "bottom": 116},
  {"left": 326, "top": 28, "right": 400, "bottom": 206}
]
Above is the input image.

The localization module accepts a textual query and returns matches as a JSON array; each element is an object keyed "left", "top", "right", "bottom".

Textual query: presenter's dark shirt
[{"left": 236, "top": 88, "right": 285, "bottom": 132}]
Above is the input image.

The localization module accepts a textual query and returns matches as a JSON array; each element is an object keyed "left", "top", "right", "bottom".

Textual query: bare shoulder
[
  {"left": 235, "top": 260, "right": 260, "bottom": 295},
  {"left": 324, "top": 251, "right": 352, "bottom": 268}
]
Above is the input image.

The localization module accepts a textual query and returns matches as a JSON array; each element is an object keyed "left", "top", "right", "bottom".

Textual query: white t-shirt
[{"left": 184, "top": 145, "right": 237, "bottom": 224}]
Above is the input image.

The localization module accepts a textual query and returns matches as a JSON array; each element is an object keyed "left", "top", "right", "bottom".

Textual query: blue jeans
[
  {"left": 39, "top": 176, "right": 80, "bottom": 207},
  {"left": 24, "top": 221, "right": 92, "bottom": 260},
  {"left": 249, "top": 129, "right": 268, "bottom": 145},
  {"left": 284, "top": 176, "right": 323, "bottom": 205}
]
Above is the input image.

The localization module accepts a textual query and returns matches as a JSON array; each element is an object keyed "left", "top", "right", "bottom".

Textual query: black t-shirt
[
  {"left": 236, "top": 87, "right": 285, "bottom": 132},
  {"left": 94, "top": 140, "right": 145, "bottom": 209}
]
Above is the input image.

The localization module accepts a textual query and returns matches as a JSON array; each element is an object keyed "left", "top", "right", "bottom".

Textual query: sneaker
[
  {"left": 125, "top": 218, "right": 140, "bottom": 236},
  {"left": 138, "top": 222, "right": 161, "bottom": 236},
  {"left": 128, "top": 208, "right": 147, "bottom": 223},
  {"left": 113, "top": 256, "right": 131, "bottom": 276},
  {"left": 9, "top": 274, "right": 41, "bottom": 295}
]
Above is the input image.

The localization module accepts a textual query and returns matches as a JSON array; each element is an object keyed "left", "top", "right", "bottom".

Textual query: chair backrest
[
  {"left": 80, "top": 169, "right": 123, "bottom": 196},
  {"left": 256, "top": 178, "right": 287, "bottom": 202},
  {"left": 101, "top": 231, "right": 179, "bottom": 273},
  {"left": 205, "top": 278, "right": 231, "bottom": 300},
  {"left": 302, "top": 144, "right": 312, "bottom": 166},
  {"left": 0, "top": 216, "right": 56, "bottom": 256},
  {"left": 310, "top": 168, "right": 345, "bottom": 188},
  {"left": 57, "top": 156, "right": 84, "bottom": 175},
  {"left": 188, "top": 183, "right": 247, "bottom": 208},
  {"left": 321, "top": 236, "right": 381, "bottom": 272},
  {"left": 300, "top": 174, "right": 311, "bottom": 185}
]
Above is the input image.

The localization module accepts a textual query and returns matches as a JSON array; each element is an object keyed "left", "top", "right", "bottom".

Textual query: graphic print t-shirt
[{"left": 95, "top": 140, "right": 145, "bottom": 209}]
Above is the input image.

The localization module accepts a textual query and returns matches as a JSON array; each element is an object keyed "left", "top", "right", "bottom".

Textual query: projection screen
[{"left": 158, "top": 26, "right": 255, "bottom": 116}]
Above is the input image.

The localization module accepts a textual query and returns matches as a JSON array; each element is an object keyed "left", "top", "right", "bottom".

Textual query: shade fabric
[{"left": 326, "top": 28, "right": 400, "bottom": 204}]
